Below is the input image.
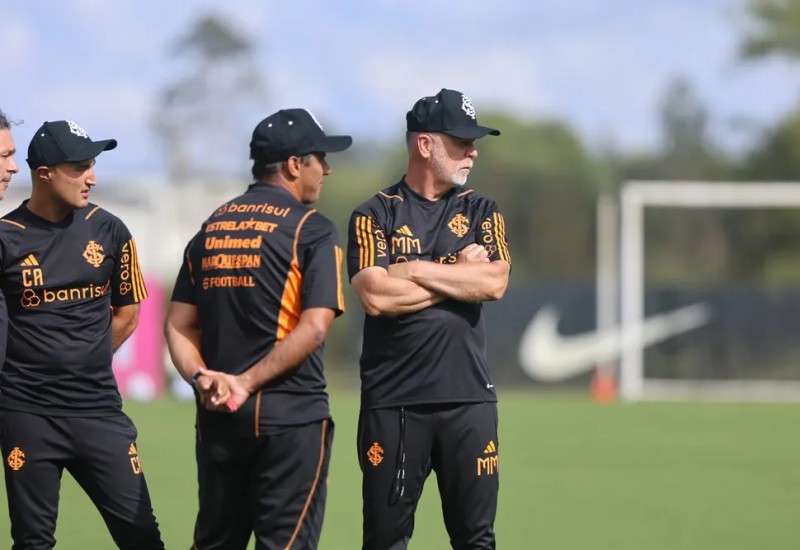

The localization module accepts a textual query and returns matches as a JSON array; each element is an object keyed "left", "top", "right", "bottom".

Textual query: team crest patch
[
  {"left": 367, "top": 442, "right": 384, "bottom": 467},
  {"left": 7, "top": 447, "right": 25, "bottom": 471},
  {"left": 461, "top": 94, "right": 476, "bottom": 119},
  {"left": 448, "top": 214, "right": 470, "bottom": 237},
  {"left": 83, "top": 240, "right": 105, "bottom": 267}
]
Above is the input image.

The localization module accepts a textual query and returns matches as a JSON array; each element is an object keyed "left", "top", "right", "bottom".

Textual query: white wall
[{"left": 1, "top": 176, "right": 248, "bottom": 283}]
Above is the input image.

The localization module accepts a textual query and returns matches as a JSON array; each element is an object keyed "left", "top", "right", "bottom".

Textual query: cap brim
[
  {"left": 444, "top": 126, "right": 501, "bottom": 139},
  {"left": 316, "top": 135, "right": 353, "bottom": 154},
  {"left": 64, "top": 139, "right": 118, "bottom": 163}
]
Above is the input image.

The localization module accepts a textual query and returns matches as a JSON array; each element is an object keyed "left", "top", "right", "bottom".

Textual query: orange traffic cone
[{"left": 591, "top": 368, "right": 618, "bottom": 403}]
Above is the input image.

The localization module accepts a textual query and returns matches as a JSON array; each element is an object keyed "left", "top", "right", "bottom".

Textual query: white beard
[{"left": 432, "top": 151, "right": 468, "bottom": 187}]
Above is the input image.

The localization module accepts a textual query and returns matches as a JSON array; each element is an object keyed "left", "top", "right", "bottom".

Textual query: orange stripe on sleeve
[
  {"left": 365, "top": 217, "right": 375, "bottom": 268},
  {"left": 128, "top": 239, "right": 148, "bottom": 302},
  {"left": 493, "top": 212, "right": 510, "bottom": 263},
  {"left": 185, "top": 235, "right": 198, "bottom": 287},
  {"left": 356, "top": 215, "right": 375, "bottom": 270},
  {"left": 335, "top": 245, "right": 345, "bottom": 312},
  {"left": 355, "top": 216, "right": 366, "bottom": 270},
  {"left": 277, "top": 210, "right": 316, "bottom": 340}
]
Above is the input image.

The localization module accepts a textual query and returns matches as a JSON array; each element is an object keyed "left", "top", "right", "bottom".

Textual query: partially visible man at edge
[
  {"left": 0, "top": 109, "right": 21, "bottom": 392},
  {"left": 0, "top": 109, "right": 20, "bottom": 200}
]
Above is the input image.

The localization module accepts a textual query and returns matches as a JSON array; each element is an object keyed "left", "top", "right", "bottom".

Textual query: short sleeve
[
  {"left": 111, "top": 222, "right": 148, "bottom": 307},
  {"left": 0, "top": 290, "right": 7, "bottom": 367},
  {"left": 347, "top": 208, "right": 390, "bottom": 280},
  {"left": 170, "top": 232, "right": 200, "bottom": 305},
  {"left": 478, "top": 204, "right": 511, "bottom": 264},
  {"left": 298, "top": 214, "right": 345, "bottom": 316}
]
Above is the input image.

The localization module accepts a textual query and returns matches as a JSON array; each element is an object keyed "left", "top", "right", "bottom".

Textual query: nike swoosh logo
[{"left": 518, "top": 303, "right": 712, "bottom": 382}]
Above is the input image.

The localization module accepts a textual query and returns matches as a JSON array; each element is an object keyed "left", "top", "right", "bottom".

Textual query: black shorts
[
  {"left": 0, "top": 410, "right": 164, "bottom": 549},
  {"left": 193, "top": 418, "right": 334, "bottom": 550},
  {"left": 357, "top": 402, "right": 499, "bottom": 550}
]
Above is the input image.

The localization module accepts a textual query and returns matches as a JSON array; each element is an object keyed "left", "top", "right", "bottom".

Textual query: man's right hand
[
  {"left": 195, "top": 368, "right": 250, "bottom": 413},
  {"left": 456, "top": 243, "right": 490, "bottom": 263}
]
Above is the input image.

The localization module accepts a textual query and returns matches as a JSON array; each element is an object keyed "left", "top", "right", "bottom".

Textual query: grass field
[{"left": 1, "top": 389, "right": 799, "bottom": 549}]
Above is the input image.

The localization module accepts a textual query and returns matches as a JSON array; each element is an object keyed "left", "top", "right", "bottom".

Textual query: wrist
[
  {"left": 190, "top": 371, "right": 202, "bottom": 387},
  {"left": 239, "top": 373, "right": 256, "bottom": 394},
  {"left": 405, "top": 260, "right": 424, "bottom": 283}
]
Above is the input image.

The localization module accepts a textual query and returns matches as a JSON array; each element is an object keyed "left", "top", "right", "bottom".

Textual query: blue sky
[{"left": 4, "top": 0, "right": 800, "bottom": 178}]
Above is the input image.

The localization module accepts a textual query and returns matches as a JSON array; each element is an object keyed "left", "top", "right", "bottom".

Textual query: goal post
[{"left": 619, "top": 181, "right": 800, "bottom": 402}]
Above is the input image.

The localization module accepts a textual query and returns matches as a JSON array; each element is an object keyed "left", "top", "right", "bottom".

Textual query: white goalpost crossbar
[{"left": 619, "top": 181, "right": 800, "bottom": 402}]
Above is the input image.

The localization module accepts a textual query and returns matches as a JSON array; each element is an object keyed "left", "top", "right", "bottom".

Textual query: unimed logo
[{"left": 204, "top": 235, "right": 263, "bottom": 250}]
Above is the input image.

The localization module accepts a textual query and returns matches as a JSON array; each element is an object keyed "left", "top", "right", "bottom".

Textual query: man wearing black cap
[
  {"left": 0, "top": 120, "right": 164, "bottom": 548},
  {"left": 165, "top": 108, "right": 351, "bottom": 549},
  {"left": 347, "top": 89, "right": 511, "bottom": 550}
]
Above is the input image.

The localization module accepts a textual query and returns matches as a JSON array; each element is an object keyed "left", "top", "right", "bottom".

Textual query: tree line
[{"left": 158, "top": 2, "right": 800, "bottom": 285}]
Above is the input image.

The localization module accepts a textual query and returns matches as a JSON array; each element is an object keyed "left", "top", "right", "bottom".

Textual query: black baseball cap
[
  {"left": 250, "top": 108, "right": 352, "bottom": 163},
  {"left": 406, "top": 88, "right": 500, "bottom": 139},
  {"left": 26, "top": 120, "right": 117, "bottom": 169}
]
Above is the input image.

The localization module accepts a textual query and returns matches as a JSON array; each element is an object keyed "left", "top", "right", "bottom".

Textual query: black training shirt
[
  {"left": 347, "top": 180, "right": 511, "bottom": 409},
  {"left": 0, "top": 202, "right": 147, "bottom": 416},
  {"left": 172, "top": 183, "right": 345, "bottom": 436}
]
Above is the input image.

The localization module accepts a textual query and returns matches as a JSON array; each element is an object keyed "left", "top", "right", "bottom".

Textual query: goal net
[{"left": 618, "top": 181, "right": 800, "bottom": 402}]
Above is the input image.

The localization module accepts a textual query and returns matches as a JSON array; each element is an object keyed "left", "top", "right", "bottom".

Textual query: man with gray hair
[
  {"left": 0, "top": 109, "right": 20, "bottom": 199},
  {"left": 0, "top": 108, "right": 19, "bottom": 378},
  {"left": 347, "top": 89, "right": 510, "bottom": 550}
]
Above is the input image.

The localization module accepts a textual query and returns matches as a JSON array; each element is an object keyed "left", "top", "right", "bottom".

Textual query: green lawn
[{"left": 2, "top": 390, "right": 799, "bottom": 549}]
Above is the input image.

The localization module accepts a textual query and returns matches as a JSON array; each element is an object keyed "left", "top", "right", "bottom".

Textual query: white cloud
[{"left": 4, "top": 0, "right": 796, "bottom": 173}]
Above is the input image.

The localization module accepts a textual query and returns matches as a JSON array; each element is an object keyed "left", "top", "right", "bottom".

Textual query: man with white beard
[{"left": 347, "top": 88, "right": 511, "bottom": 550}]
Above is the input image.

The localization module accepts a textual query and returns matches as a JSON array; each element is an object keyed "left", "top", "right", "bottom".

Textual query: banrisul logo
[
  {"left": 18, "top": 251, "right": 110, "bottom": 307},
  {"left": 20, "top": 282, "right": 110, "bottom": 308}
]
